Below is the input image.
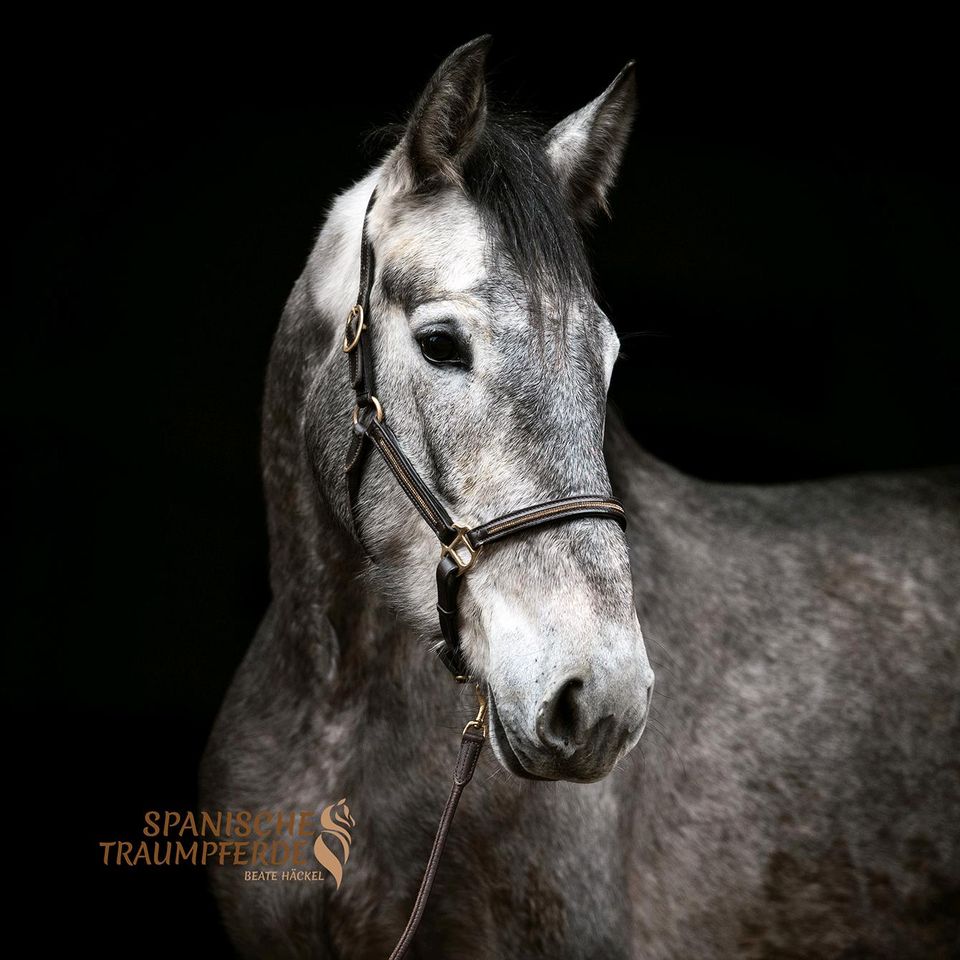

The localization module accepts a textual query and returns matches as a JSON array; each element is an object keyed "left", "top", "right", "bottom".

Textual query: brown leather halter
[{"left": 341, "top": 188, "right": 627, "bottom": 958}]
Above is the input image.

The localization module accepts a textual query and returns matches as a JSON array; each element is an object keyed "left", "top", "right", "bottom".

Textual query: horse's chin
[
  {"left": 486, "top": 686, "right": 627, "bottom": 783},
  {"left": 486, "top": 687, "right": 559, "bottom": 782}
]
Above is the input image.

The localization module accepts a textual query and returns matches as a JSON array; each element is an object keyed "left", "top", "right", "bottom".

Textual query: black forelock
[
  {"left": 459, "top": 113, "right": 594, "bottom": 330},
  {"left": 369, "top": 111, "right": 595, "bottom": 334}
]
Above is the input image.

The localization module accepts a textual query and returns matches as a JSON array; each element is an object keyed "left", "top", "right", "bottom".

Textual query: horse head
[{"left": 304, "top": 37, "right": 653, "bottom": 782}]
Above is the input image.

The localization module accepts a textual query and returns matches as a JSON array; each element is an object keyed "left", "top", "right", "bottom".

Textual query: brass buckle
[
  {"left": 440, "top": 524, "right": 480, "bottom": 575},
  {"left": 462, "top": 684, "right": 487, "bottom": 736},
  {"left": 352, "top": 395, "right": 384, "bottom": 426},
  {"left": 342, "top": 305, "right": 365, "bottom": 353}
]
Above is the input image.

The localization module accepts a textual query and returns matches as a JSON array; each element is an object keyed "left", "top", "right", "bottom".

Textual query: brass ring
[
  {"left": 351, "top": 395, "right": 384, "bottom": 426},
  {"left": 342, "top": 305, "right": 365, "bottom": 353}
]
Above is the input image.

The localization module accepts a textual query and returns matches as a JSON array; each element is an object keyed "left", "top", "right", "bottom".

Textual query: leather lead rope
[
  {"left": 386, "top": 696, "right": 486, "bottom": 960},
  {"left": 340, "top": 186, "right": 628, "bottom": 956}
]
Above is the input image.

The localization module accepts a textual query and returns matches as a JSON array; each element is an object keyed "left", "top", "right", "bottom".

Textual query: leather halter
[
  {"left": 340, "top": 187, "right": 627, "bottom": 958},
  {"left": 343, "top": 188, "right": 627, "bottom": 679}
]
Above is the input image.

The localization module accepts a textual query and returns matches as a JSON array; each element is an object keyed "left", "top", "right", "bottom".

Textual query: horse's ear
[
  {"left": 396, "top": 35, "right": 491, "bottom": 189},
  {"left": 543, "top": 62, "right": 637, "bottom": 223}
]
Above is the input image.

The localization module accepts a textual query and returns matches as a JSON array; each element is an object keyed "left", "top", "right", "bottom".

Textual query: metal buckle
[
  {"left": 351, "top": 395, "right": 384, "bottom": 426},
  {"left": 342, "top": 304, "right": 365, "bottom": 353},
  {"left": 462, "top": 684, "right": 487, "bottom": 736},
  {"left": 440, "top": 524, "right": 480, "bottom": 575}
]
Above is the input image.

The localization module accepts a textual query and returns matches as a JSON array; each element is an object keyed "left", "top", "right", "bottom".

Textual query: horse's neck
[
  {"left": 603, "top": 407, "right": 715, "bottom": 638},
  {"left": 605, "top": 408, "right": 782, "bottom": 700},
  {"left": 604, "top": 405, "right": 697, "bottom": 560}
]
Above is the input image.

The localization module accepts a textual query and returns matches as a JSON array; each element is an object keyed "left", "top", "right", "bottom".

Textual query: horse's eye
[{"left": 418, "top": 331, "right": 465, "bottom": 367}]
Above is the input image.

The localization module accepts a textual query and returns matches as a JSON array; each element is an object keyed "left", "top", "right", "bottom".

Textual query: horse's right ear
[{"left": 393, "top": 35, "right": 491, "bottom": 190}]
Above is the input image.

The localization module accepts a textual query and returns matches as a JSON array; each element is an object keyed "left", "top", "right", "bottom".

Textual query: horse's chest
[{"left": 337, "top": 775, "right": 635, "bottom": 959}]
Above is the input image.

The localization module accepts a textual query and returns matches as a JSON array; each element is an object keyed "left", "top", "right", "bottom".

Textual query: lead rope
[{"left": 386, "top": 688, "right": 486, "bottom": 960}]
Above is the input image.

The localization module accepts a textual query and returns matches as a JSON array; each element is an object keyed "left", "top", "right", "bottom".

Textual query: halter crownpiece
[{"left": 342, "top": 186, "right": 627, "bottom": 681}]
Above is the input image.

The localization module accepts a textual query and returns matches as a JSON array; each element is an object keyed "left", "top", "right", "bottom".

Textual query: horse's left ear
[{"left": 543, "top": 62, "right": 637, "bottom": 223}]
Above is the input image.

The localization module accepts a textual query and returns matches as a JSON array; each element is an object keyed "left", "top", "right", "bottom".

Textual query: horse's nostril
[{"left": 537, "top": 677, "right": 586, "bottom": 753}]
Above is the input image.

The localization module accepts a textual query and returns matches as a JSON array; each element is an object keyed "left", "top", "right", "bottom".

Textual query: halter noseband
[{"left": 341, "top": 187, "right": 627, "bottom": 682}]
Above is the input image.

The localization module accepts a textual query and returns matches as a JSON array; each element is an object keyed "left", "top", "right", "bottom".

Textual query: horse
[{"left": 200, "top": 36, "right": 960, "bottom": 959}]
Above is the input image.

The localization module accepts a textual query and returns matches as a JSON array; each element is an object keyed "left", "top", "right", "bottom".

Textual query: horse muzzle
[{"left": 486, "top": 669, "right": 653, "bottom": 783}]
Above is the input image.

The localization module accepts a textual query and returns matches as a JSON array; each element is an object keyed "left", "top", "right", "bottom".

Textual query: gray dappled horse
[{"left": 201, "top": 36, "right": 960, "bottom": 959}]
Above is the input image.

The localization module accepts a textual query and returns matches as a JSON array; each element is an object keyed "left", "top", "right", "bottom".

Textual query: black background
[{"left": 9, "top": 15, "right": 958, "bottom": 955}]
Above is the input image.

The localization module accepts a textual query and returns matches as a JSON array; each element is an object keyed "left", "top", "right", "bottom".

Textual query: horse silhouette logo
[{"left": 313, "top": 798, "right": 356, "bottom": 889}]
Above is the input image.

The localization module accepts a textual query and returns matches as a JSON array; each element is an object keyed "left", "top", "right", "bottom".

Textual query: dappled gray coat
[{"left": 201, "top": 36, "right": 960, "bottom": 959}]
